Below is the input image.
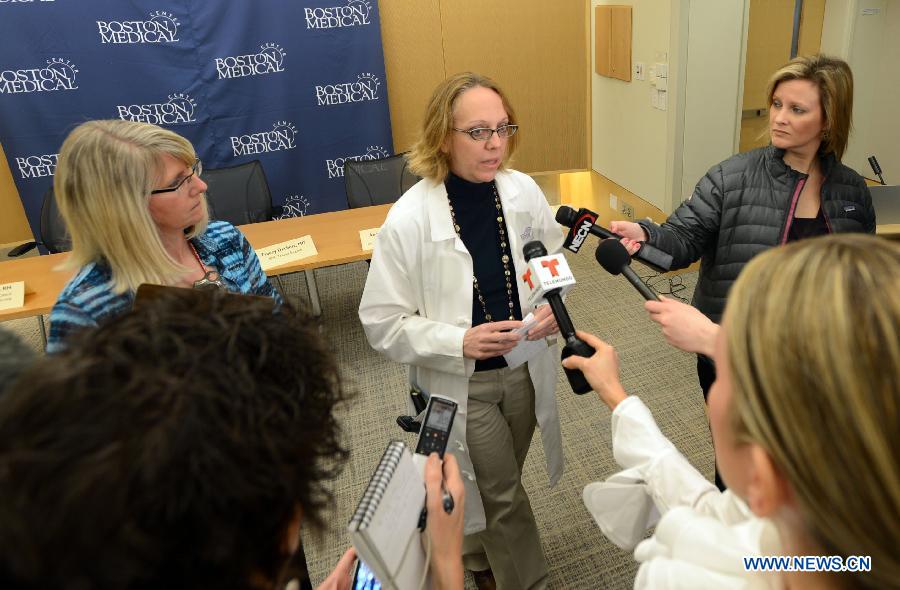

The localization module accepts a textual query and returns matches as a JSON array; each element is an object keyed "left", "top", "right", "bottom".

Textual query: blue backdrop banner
[{"left": 0, "top": 0, "right": 393, "bottom": 240}]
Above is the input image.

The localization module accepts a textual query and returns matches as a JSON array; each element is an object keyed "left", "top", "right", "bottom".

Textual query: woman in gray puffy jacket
[{"left": 612, "top": 54, "right": 875, "bottom": 405}]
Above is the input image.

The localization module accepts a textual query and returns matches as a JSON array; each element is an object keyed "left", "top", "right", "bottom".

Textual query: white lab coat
[
  {"left": 583, "top": 396, "right": 781, "bottom": 589},
  {"left": 358, "top": 169, "right": 565, "bottom": 533}
]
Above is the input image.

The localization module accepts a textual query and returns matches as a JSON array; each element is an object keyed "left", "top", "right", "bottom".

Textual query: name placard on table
[
  {"left": 0, "top": 281, "right": 25, "bottom": 311},
  {"left": 256, "top": 236, "right": 318, "bottom": 271},
  {"left": 359, "top": 227, "right": 381, "bottom": 251}
]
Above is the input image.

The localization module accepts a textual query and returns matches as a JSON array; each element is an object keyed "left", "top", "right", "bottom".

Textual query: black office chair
[
  {"left": 8, "top": 186, "right": 71, "bottom": 257},
  {"left": 203, "top": 160, "right": 277, "bottom": 225},
  {"left": 343, "top": 154, "right": 425, "bottom": 432},
  {"left": 344, "top": 152, "right": 420, "bottom": 209}
]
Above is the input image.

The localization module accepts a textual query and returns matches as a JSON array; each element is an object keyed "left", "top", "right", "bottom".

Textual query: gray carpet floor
[{"left": 1, "top": 247, "right": 713, "bottom": 590}]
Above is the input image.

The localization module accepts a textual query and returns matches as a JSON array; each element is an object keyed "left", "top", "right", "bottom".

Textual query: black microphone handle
[
  {"left": 545, "top": 289, "right": 576, "bottom": 339},
  {"left": 622, "top": 266, "right": 660, "bottom": 301},
  {"left": 587, "top": 223, "right": 674, "bottom": 272},
  {"left": 868, "top": 156, "right": 886, "bottom": 185},
  {"left": 543, "top": 289, "right": 595, "bottom": 395},
  {"left": 561, "top": 337, "right": 594, "bottom": 394}
]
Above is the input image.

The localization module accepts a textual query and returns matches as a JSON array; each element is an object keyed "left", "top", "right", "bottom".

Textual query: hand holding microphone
[
  {"left": 560, "top": 331, "right": 629, "bottom": 411},
  {"left": 555, "top": 205, "right": 673, "bottom": 272},
  {"left": 521, "top": 240, "right": 595, "bottom": 394}
]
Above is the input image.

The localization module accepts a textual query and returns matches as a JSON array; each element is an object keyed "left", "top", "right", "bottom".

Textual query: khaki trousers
[{"left": 462, "top": 364, "right": 549, "bottom": 590}]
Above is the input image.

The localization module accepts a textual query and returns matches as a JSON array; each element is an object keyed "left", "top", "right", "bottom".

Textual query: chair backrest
[
  {"left": 203, "top": 160, "right": 274, "bottom": 225},
  {"left": 40, "top": 186, "right": 72, "bottom": 254},
  {"left": 344, "top": 153, "right": 421, "bottom": 209}
]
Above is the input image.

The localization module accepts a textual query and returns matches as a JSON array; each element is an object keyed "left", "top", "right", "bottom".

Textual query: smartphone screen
[
  {"left": 425, "top": 400, "right": 453, "bottom": 431},
  {"left": 352, "top": 559, "right": 382, "bottom": 590},
  {"left": 414, "top": 396, "right": 457, "bottom": 458}
]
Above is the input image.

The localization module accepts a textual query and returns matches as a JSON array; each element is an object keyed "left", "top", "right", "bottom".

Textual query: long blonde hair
[
  {"left": 55, "top": 120, "right": 208, "bottom": 293},
  {"left": 725, "top": 234, "right": 900, "bottom": 588},
  {"left": 766, "top": 54, "right": 854, "bottom": 160},
  {"left": 407, "top": 72, "right": 519, "bottom": 182}
]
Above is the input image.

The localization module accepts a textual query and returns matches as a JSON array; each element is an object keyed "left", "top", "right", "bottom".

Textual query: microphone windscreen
[
  {"left": 523, "top": 240, "right": 547, "bottom": 261},
  {"left": 555, "top": 205, "right": 577, "bottom": 227},
  {"left": 595, "top": 238, "right": 630, "bottom": 275}
]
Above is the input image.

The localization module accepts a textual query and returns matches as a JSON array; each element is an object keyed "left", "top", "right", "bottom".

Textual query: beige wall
[
  {"left": 679, "top": 0, "right": 747, "bottom": 201},
  {"left": 380, "top": 0, "right": 589, "bottom": 175},
  {"left": 591, "top": 0, "right": 671, "bottom": 211},
  {"left": 820, "top": 0, "right": 856, "bottom": 57},
  {"left": 592, "top": 0, "right": 747, "bottom": 212},
  {"left": 840, "top": 0, "right": 900, "bottom": 181}
]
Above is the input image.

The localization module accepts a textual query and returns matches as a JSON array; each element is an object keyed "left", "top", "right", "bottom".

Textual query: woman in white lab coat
[
  {"left": 359, "top": 72, "right": 564, "bottom": 590},
  {"left": 564, "top": 233, "right": 900, "bottom": 589}
]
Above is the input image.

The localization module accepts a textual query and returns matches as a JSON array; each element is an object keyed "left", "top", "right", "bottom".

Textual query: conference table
[
  {"left": 3, "top": 203, "right": 899, "bottom": 329},
  {"left": 0, "top": 203, "right": 393, "bottom": 326}
]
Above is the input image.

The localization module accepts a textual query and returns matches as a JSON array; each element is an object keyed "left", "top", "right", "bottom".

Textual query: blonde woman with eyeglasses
[
  {"left": 565, "top": 233, "right": 899, "bottom": 589},
  {"left": 359, "top": 72, "right": 564, "bottom": 590},
  {"left": 47, "top": 119, "right": 280, "bottom": 353}
]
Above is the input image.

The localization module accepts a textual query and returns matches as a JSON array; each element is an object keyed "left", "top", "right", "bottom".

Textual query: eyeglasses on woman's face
[
  {"left": 151, "top": 159, "right": 202, "bottom": 195},
  {"left": 452, "top": 124, "right": 518, "bottom": 141}
]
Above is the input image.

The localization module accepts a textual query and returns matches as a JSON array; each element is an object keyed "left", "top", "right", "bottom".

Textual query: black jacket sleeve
[{"left": 638, "top": 164, "right": 725, "bottom": 270}]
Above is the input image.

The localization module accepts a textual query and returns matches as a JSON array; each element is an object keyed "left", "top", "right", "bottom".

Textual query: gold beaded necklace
[{"left": 447, "top": 182, "right": 516, "bottom": 321}]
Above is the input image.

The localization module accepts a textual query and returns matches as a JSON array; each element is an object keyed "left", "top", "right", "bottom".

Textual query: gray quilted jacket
[{"left": 638, "top": 145, "right": 875, "bottom": 323}]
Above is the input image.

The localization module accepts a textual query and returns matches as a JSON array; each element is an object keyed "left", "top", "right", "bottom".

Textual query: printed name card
[
  {"left": 359, "top": 227, "right": 380, "bottom": 251},
  {"left": 0, "top": 281, "right": 25, "bottom": 311},
  {"left": 256, "top": 236, "right": 318, "bottom": 271}
]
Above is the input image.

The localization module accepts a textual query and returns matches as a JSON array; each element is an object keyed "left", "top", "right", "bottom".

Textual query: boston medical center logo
[
  {"left": 0, "top": 59, "right": 77, "bottom": 94},
  {"left": 117, "top": 93, "right": 197, "bottom": 125},
  {"left": 277, "top": 195, "right": 311, "bottom": 219},
  {"left": 216, "top": 43, "right": 286, "bottom": 80},
  {"left": 97, "top": 11, "right": 179, "bottom": 44},
  {"left": 305, "top": 0, "right": 371, "bottom": 29},
  {"left": 16, "top": 152, "right": 58, "bottom": 179},
  {"left": 315, "top": 73, "right": 380, "bottom": 106},
  {"left": 326, "top": 145, "right": 389, "bottom": 179},
  {"left": 231, "top": 121, "right": 298, "bottom": 156}
]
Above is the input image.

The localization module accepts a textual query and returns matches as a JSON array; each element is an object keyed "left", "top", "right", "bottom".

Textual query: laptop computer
[{"left": 869, "top": 185, "right": 900, "bottom": 224}]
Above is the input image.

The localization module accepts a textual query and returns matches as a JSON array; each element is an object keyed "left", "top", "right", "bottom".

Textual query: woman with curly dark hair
[{"left": 0, "top": 291, "right": 464, "bottom": 590}]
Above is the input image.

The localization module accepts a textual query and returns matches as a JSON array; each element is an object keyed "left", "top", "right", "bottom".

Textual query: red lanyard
[{"left": 187, "top": 240, "right": 206, "bottom": 273}]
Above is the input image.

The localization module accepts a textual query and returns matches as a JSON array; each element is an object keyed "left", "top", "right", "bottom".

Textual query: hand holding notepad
[{"left": 348, "top": 441, "right": 465, "bottom": 590}]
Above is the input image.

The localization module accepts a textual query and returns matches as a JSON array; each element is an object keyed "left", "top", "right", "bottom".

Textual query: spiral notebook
[{"left": 348, "top": 440, "right": 429, "bottom": 590}]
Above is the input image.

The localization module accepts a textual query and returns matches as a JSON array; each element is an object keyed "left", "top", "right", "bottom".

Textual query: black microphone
[
  {"left": 595, "top": 239, "right": 660, "bottom": 302},
  {"left": 522, "top": 240, "right": 595, "bottom": 395},
  {"left": 868, "top": 155, "right": 885, "bottom": 185},
  {"left": 556, "top": 205, "right": 674, "bottom": 272}
]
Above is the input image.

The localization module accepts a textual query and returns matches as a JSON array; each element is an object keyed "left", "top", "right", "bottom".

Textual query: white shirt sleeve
[{"left": 358, "top": 219, "right": 470, "bottom": 376}]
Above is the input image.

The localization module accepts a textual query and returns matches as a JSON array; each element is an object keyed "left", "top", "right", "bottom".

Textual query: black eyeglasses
[
  {"left": 151, "top": 159, "right": 202, "bottom": 195},
  {"left": 452, "top": 124, "right": 518, "bottom": 141}
]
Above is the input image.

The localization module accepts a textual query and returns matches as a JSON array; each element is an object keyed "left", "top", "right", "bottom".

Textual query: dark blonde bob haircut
[
  {"left": 766, "top": 54, "right": 854, "bottom": 160},
  {"left": 407, "top": 72, "right": 519, "bottom": 182}
]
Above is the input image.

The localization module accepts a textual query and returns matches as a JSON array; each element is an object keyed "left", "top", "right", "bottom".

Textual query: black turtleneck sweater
[{"left": 445, "top": 172, "right": 522, "bottom": 371}]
